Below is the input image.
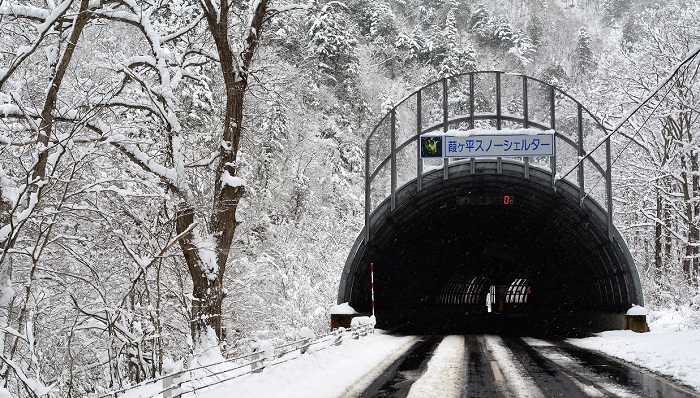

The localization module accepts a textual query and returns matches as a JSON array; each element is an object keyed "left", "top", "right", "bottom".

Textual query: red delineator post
[{"left": 371, "top": 263, "right": 375, "bottom": 317}]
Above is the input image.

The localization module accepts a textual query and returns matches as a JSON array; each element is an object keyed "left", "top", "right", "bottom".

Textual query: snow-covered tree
[
  {"left": 598, "top": 0, "right": 700, "bottom": 298},
  {"left": 576, "top": 27, "right": 596, "bottom": 74},
  {"left": 469, "top": 3, "right": 535, "bottom": 67},
  {"left": 602, "top": 0, "right": 631, "bottom": 22},
  {"left": 307, "top": 2, "right": 359, "bottom": 89}
]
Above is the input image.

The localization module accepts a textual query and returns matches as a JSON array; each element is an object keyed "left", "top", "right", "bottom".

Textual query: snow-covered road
[{"left": 193, "top": 328, "right": 700, "bottom": 398}]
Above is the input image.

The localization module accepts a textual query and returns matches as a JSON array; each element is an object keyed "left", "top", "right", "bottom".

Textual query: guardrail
[{"left": 99, "top": 321, "right": 375, "bottom": 398}]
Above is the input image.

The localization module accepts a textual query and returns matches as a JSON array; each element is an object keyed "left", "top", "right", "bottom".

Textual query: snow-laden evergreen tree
[
  {"left": 541, "top": 64, "right": 570, "bottom": 89},
  {"left": 307, "top": 2, "right": 360, "bottom": 92},
  {"left": 470, "top": 3, "right": 493, "bottom": 45},
  {"left": 354, "top": 0, "right": 399, "bottom": 39},
  {"left": 396, "top": 27, "right": 434, "bottom": 64},
  {"left": 468, "top": 3, "right": 535, "bottom": 67},
  {"left": 602, "top": 0, "right": 632, "bottom": 22},
  {"left": 576, "top": 27, "right": 596, "bottom": 74},
  {"left": 527, "top": 15, "right": 543, "bottom": 47},
  {"left": 437, "top": 10, "right": 476, "bottom": 78}
]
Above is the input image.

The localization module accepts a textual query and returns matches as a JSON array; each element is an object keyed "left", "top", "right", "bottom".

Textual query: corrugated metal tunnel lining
[{"left": 339, "top": 160, "right": 643, "bottom": 335}]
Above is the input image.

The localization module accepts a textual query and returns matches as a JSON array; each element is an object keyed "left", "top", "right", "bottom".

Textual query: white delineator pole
[{"left": 371, "top": 263, "right": 375, "bottom": 317}]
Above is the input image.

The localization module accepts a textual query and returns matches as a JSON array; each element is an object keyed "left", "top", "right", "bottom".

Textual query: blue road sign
[{"left": 420, "top": 130, "right": 555, "bottom": 158}]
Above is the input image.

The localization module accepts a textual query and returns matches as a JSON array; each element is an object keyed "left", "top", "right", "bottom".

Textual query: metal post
[
  {"left": 606, "top": 139, "right": 613, "bottom": 240},
  {"left": 417, "top": 91, "right": 423, "bottom": 192},
  {"left": 523, "top": 76, "right": 530, "bottom": 179},
  {"left": 496, "top": 72, "right": 502, "bottom": 174},
  {"left": 370, "top": 263, "right": 375, "bottom": 317},
  {"left": 549, "top": 86, "right": 557, "bottom": 187},
  {"left": 469, "top": 73, "right": 475, "bottom": 174},
  {"left": 496, "top": 72, "right": 502, "bottom": 130},
  {"left": 469, "top": 73, "right": 475, "bottom": 129},
  {"left": 577, "top": 105, "right": 585, "bottom": 207},
  {"left": 252, "top": 350, "right": 264, "bottom": 373},
  {"left": 523, "top": 76, "right": 529, "bottom": 126},
  {"left": 365, "top": 139, "right": 371, "bottom": 243},
  {"left": 300, "top": 338, "right": 311, "bottom": 354},
  {"left": 390, "top": 110, "right": 397, "bottom": 212},
  {"left": 443, "top": 77, "right": 449, "bottom": 180},
  {"left": 164, "top": 373, "right": 185, "bottom": 398}
]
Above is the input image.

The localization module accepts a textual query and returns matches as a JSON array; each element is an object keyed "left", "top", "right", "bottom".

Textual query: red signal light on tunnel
[{"left": 503, "top": 195, "right": 513, "bottom": 205}]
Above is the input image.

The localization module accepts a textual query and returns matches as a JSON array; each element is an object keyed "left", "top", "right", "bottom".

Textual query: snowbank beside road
[
  {"left": 570, "top": 308, "right": 700, "bottom": 391},
  {"left": 204, "top": 331, "right": 416, "bottom": 398}
]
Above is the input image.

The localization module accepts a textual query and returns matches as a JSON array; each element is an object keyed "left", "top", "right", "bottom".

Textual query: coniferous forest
[{"left": 1, "top": 0, "right": 699, "bottom": 395}]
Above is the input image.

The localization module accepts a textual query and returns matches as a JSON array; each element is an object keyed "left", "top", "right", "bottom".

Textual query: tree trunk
[
  {"left": 176, "top": 0, "right": 269, "bottom": 346},
  {"left": 1, "top": 0, "right": 91, "bottom": 389},
  {"left": 654, "top": 186, "right": 663, "bottom": 274},
  {"left": 677, "top": 111, "right": 699, "bottom": 282},
  {"left": 686, "top": 111, "right": 699, "bottom": 282},
  {"left": 174, "top": 203, "right": 224, "bottom": 340}
]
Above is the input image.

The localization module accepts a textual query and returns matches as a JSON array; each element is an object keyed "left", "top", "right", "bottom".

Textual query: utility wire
[
  {"left": 557, "top": 45, "right": 700, "bottom": 183},
  {"left": 583, "top": 73, "right": 677, "bottom": 197}
]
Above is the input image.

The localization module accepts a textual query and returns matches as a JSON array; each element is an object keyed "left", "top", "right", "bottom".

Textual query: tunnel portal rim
[
  {"left": 342, "top": 71, "right": 643, "bottom": 325},
  {"left": 338, "top": 159, "right": 643, "bottom": 313}
]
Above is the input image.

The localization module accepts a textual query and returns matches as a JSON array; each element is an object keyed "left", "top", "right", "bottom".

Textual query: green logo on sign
[{"left": 421, "top": 136, "right": 442, "bottom": 158}]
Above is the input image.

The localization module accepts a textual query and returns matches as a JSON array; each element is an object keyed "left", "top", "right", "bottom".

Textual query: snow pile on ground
[
  {"left": 570, "top": 307, "right": 700, "bottom": 391},
  {"left": 350, "top": 315, "right": 376, "bottom": 328},
  {"left": 203, "top": 331, "right": 415, "bottom": 398},
  {"left": 646, "top": 305, "right": 700, "bottom": 331},
  {"left": 406, "top": 336, "right": 464, "bottom": 398}
]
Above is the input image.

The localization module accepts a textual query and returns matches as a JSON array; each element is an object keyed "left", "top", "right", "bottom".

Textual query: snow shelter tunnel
[{"left": 338, "top": 160, "right": 644, "bottom": 336}]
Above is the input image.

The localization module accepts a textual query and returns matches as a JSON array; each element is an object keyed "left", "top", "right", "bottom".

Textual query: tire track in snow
[
  {"left": 355, "top": 336, "right": 441, "bottom": 398},
  {"left": 524, "top": 338, "right": 700, "bottom": 398},
  {"left": 484, "top": 335, "right": 543, "bottom": 398},
  {"left": 406, "top": 335, "right": 465, "bottom": 398},
  {"left": 464, "top": 335, "right": 506, "bottom": 398},
  {"left": 522, "top": 338, "right": 640, "bottom": 397}
]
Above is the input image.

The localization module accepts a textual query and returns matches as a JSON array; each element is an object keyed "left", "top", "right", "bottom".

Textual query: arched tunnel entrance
[
  {"left": 339, "top": 161, "right": 643, "bottom": 336},
  {"left": 338, "top": 72, "right": 644, "bottom": 336}
]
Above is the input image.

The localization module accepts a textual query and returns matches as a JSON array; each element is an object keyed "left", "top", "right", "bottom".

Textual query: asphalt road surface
[{"left": 359, "top": 335, "right": 700, "bottom": 398}]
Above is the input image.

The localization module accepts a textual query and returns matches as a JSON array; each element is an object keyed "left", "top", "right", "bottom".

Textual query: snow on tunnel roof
[
  {"left": 626, "top": 305, "right": 648, "bottom": 316},
  {"left": 330, "top": 302, "right": 357, "bottom": 315}
]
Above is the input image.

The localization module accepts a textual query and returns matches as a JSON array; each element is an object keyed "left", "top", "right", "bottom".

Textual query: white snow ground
[
  {"left": 123, "top": 308, "right": 700, "bottom": 397},
  {"left": 203, "top": 331, "right": 416, "bottom": 398},
  {"left": 569, "top": 307, "right": 700, "bottom": 391}
]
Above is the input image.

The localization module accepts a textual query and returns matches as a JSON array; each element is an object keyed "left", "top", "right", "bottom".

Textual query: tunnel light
[
  {"left": 438, "top": 275, "right": 487, "bottom": 305},
  {"left": 503, "top": 195, "right": 513, "bottom": 205},
  {"left": 506, "top": 279, "right": 532, "bottom": 304}
]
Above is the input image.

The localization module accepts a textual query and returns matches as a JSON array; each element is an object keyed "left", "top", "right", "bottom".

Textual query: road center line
[{"left": 490, "top": 360, "right": 505, "bottom": 382}]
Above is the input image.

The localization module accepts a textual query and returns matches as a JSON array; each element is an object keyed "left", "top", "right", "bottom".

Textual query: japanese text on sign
[{"left": 420, "top": 131, "right": 555, "bottom": 158}]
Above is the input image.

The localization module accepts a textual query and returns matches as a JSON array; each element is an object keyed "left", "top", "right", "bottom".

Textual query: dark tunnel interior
[{"left": 339, "top": 164, "right": 643, "bottom": 337}]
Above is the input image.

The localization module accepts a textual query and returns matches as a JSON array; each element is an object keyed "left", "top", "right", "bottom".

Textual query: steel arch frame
[
  {"left": 363, "top": 71, "right": 614, "bottom": 244},
  {"left": 340, "top": 71, "right": 643, "bottom": 310}
]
